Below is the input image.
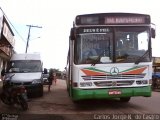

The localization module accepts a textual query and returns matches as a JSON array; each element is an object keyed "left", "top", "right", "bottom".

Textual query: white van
[{"left": 4, "top": 53, "right": 44, "bottom": 97}]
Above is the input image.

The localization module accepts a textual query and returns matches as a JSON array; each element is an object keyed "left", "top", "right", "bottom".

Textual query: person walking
[
  {"left": 1, "top": 68, "right": 5, "bottom": 81},
  {"left": 48, "top": 68, "right": 54, "bottom": 92},
  {"left": 53, "top": 73, "right": 57, "bottom": 85}
]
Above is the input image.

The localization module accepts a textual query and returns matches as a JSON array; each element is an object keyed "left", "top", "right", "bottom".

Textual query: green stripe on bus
[{"left": 72, "top": 86, "right": 151, "bottom": 101}]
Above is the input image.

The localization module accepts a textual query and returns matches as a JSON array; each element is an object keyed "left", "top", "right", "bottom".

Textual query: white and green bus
[{"left": 66, "top": 13, "right": 156, "bottom": 102}]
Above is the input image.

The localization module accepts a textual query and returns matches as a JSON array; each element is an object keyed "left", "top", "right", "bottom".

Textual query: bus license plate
[{"left": 108, "top": 90, "right": 122, "bottom": 95}]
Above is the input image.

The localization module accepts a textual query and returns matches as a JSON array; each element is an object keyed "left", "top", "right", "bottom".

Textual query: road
[{"left": 0, "top": 80, "right": 160, "bottom": 120}]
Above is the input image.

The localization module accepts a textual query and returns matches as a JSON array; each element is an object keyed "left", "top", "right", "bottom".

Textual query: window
[
  {"left": 7, "top": 60, "right": 42, "bottom": 73},
  {"left": 75, "top": 33, "right": 113, "bottom": 64},
  {"left": 115, "top": 26, "right": 150, "bottom": 63}
]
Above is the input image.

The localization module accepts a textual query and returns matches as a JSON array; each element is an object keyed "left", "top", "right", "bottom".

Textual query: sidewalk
[{"left": 153, "top": 88, "right": 160, "bottom": 92}]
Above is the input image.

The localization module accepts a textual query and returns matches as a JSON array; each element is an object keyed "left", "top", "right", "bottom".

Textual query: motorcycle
[{"left": 0, "top": 74, "right": 28, "bottom": 110}]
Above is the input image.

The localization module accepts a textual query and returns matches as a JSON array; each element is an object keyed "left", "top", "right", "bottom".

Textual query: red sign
[{"left": 108, "top": 90, "right": 122, "bottom": 95}]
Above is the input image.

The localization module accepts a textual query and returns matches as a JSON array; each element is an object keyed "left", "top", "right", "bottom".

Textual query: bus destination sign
[{"left": 105, "top": 17, "right": 145, "bottom": 24}]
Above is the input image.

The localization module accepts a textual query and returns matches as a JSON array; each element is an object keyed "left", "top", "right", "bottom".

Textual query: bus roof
[{"left": 11, "top": 53, "right": 41, "bottom": 61}]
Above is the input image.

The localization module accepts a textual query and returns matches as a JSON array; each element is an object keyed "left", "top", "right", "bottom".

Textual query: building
[{"left": 0, "top": 9, "right": 15, "bottom": 79}]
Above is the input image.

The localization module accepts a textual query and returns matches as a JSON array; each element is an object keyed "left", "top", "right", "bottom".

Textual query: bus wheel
[
  {"left": 73, "top": 100, "right": 82, "bottom": 104},
  {"left": 120, "top": 97, "right": 131, "bottom": 102}
]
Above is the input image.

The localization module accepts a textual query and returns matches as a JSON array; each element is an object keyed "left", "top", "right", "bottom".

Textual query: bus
[{"left": 66, "top": 13, "right": 156, "bottom": 102}]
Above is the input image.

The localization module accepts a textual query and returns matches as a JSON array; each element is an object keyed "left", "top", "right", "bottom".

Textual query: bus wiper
[
  {"left": 91, "top": 50, "right": 107, "bottom": 66},
  {"left": 5, "top": 74, "right": 15, "bottom": 80},
  {"left": 86, "top": 48, "right": 111, "bottom": 66},
  {"left": 135, "top": 50, "right": 149, "bottom": 64},
  {"left": 91, "top": 56, "right": 101, "bottom": 66}
]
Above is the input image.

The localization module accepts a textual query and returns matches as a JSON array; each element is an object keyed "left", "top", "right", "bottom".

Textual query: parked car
[{"left": 4, "top": 53, "right": 44, "bottom": 98}]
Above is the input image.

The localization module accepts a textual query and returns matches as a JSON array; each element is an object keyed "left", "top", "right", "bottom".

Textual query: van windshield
[{"left": 7, "top": 60, "right": 42, "bottom": 73}]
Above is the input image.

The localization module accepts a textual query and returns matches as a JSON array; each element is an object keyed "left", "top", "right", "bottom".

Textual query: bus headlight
[
  {"left": 142, "top": 80, "right": 148, "bottom": 84},
  {"left": 136, "top": 80, "right": 148, "bottom": 85},
  {"left": 80, "top": 82, "right": 92, "bottom": 87}
]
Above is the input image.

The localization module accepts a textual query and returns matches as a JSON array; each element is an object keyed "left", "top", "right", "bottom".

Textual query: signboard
[
  {"left": 0, "top": 10, "right": 3, "bottom": 39},
  {"left": 105, "top": 17, "right": 145, "bottom": 24},
  {"left": 76, "top": 13, "right": 150, "bottom": 25},
  {"left": 3, "top": 22, "right": 15, "bottom": 47},
  {"left": 77, "top": 27, "right": 111, "bottom": 33}
]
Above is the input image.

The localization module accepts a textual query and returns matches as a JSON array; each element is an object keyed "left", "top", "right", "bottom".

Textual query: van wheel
[
  {"left": 34, "top": 85, "right": 43, "bottom": 97},
  {"left": 120, "top": 97, "right": 131, "bottom": 102},
  {"left": 38, "top": 85, "right": 43, "bottom": 97}
]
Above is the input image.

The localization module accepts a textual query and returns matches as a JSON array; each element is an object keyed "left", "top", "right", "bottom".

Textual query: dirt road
[
  {"left": 0, "top": 80, "right": 84, "bottom": 120},
  {"left": 1, "top": 80, "right": 160, "bottom": 120}
]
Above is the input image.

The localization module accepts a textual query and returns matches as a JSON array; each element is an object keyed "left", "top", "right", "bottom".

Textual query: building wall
[{"left": 0, "top": 10, "right": 15, "bottom": 79}]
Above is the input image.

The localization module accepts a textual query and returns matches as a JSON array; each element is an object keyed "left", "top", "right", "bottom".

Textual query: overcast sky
[{"left": 0, "top": 0, "right": 160, "bottom": 70}]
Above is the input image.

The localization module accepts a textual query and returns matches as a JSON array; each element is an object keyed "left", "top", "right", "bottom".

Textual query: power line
[{"left": 0, "top": 7, "right": 26, "bottom": 43}]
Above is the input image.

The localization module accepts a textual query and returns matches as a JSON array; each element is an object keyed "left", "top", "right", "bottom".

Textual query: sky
[{"left": 0, "top": 0, "right": 160, "bottom": 71}]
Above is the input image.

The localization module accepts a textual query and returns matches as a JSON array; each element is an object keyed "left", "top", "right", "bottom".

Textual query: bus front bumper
[{"left": 72, "top": 86, "right": 151, "bottom": 101}]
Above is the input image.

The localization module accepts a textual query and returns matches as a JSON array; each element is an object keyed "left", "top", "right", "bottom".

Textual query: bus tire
[
  {"left": 73, "top": 100, "right": 81, "bottom": 104},
  {"left": 120, "top": 97, "right": 131, "bottom": 102},
  {"left": 35, "top": 85, "right": 43, "bottom": 97}
]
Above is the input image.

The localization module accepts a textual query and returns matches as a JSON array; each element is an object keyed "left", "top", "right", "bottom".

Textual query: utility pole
[{"left": 25, "top": 25, "right": 42, "bottom": 53}]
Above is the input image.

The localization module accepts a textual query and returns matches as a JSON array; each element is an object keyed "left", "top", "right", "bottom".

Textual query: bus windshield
[
  {"left": 7, "top": 60, "right": 42, "bottom": 73},
  {"left": 75, "top": 33, "right": 113, "bottom": 64},
  {"left": 115, "top": 26, "right": 150, "bottom": 63},
  {"left": 74, "top": 26, "right": 150, "bottom": 64}
]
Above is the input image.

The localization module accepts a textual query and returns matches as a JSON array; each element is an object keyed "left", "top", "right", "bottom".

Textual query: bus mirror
[
  {"left": 151, "top": 28, "right": 156, "bottom": 38},
  {"left": 70, "top": 28, "right": 75, "bottom": 40}
]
